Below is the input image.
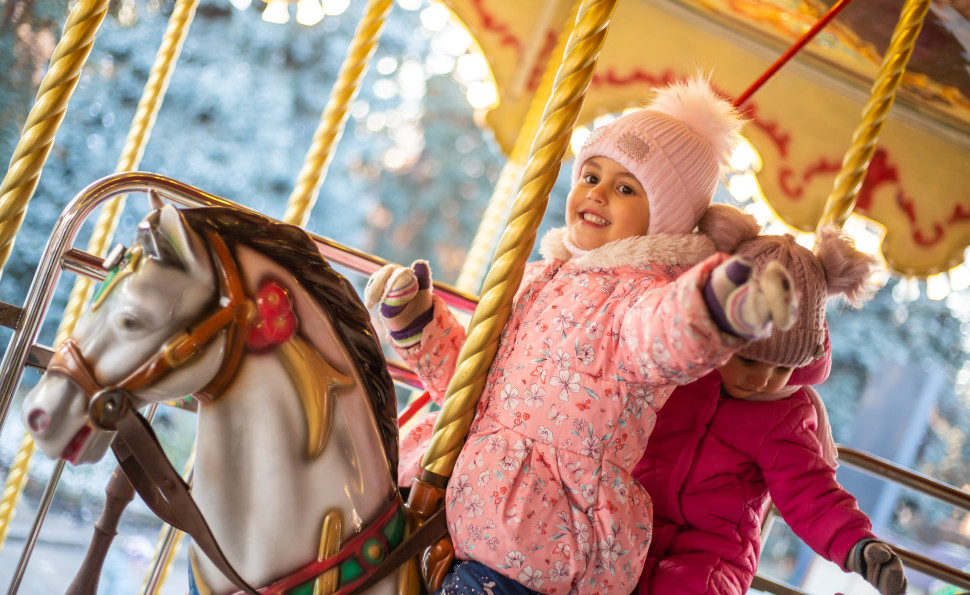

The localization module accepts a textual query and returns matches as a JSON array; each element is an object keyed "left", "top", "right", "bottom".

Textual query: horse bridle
[
  {"left": 47, "top": 230, "right": 254, "bottom": 412},
  {"left": 45, "top": 230, "right": 262, "bottom": 595}
]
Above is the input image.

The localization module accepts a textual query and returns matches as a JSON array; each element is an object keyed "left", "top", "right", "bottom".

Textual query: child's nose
[
  {"left": 747, "top": 371, "right": 769, "bottom": 388},
  {"left": 587, "top": 187, "right": 606, "bottom": 203}
]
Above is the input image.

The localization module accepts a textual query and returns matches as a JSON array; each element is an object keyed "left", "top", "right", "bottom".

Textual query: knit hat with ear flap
[
  {"left": 737, "top": 226, "right": 879, "bottom": 368},
  {"left": 572, "top": 74, "right": 744, "bottom": 236}
]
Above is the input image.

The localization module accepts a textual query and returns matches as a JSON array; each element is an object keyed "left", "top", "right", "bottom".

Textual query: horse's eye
[{"left": 113, "top": 313, "right": 146, "bottom": 334}]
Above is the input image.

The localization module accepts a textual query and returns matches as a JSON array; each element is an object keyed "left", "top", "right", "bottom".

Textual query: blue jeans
[{"left": 436, "top": 560, "right": 541, "bottom": 595}]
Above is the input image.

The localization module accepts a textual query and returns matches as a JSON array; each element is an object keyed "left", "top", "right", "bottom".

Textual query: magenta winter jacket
[
  {"left": 633, "top": 362, "right": 876, "bottom": 595},
  {"left": 393, "top": 228, "right": 746, "bottom": 594}
]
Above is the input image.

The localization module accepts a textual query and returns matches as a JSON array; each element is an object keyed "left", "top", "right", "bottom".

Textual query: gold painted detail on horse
[{"left": 189, "top": 503, "right": 408, "bottom": 595}]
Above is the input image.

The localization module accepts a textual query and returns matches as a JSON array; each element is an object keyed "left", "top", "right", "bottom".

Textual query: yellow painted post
[
  {"left": 282, "top": 0, "right": 393, "bottom": 227},
  {"left": 420, "top": 0, "right": 619, "bottom": 482},
  {"left": 0, "top": 0, "right": 198, "bottom": 553},
  {"left": 821, "top": 0, "right": 931, "bottom": 228},
  {"left": 454, "top": 0, "right": 581, "bottom": 294},
  {"left": 0, "top": 0, "right": 112, "bottom": 550},
  {"left": 0, "top": 0, "right": 111, "bottom": 279}
]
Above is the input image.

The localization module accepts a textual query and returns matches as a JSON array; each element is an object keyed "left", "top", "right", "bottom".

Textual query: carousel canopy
[{"left": 440, "top": 0, "right": 970, "bottom": 277}]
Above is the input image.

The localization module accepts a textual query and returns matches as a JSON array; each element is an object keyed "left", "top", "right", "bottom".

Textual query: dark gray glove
[{"left": 846, "top": 538, "right": 908, "bottom": 594}]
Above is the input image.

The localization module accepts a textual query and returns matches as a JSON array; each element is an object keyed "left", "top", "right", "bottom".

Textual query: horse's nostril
[{"left": 26, "top": 409, "right": 50, "bottom": 433}]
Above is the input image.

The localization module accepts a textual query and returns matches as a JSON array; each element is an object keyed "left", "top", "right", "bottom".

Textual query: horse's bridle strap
[
  {"left": 47, "top": 339, "right": 102, "bottom": 400},
  {"left": 46, "top": 231, "right": 253, "bottom": 404},
  {"left": 192, "top": 230, "right": 252, "bottom": 403},
  {"left": 111, "top": 404, "right": 260, "bottom": 595}
]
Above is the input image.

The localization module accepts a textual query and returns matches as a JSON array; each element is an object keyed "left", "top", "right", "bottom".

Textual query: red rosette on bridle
[{"left": 247, "top": 281, "right": 298, "bottom": 349}]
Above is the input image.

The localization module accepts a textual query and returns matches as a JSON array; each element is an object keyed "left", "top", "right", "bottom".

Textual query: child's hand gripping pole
[
  {"left": 846, "top": 538, "right": 908, "bottom": 594},
  {"left": 703, "top": 256, "right": 798, "bottom": 341},
  {"left": 364, "top": 260, "right": 435, "bottom": 348}
]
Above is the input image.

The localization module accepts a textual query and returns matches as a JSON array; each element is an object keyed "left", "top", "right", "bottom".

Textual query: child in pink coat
[
  {"left": 633, "top": 229, "right": 908, "bottom": 595},
  {"left": 365, "top": 75, "right": 797, "bottom": 594}
]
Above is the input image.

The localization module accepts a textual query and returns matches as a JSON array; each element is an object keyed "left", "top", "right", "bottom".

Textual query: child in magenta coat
[
  {"left": 633, "top": 229, "right": 908, "bottom": 595},
  {"left": 365, "top": 75, "right": 798, "bottom": 594}
]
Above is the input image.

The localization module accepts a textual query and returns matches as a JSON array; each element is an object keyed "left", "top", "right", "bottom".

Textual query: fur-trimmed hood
[{"left": 538, "top": 227, "right": 717, "bottom": 270}]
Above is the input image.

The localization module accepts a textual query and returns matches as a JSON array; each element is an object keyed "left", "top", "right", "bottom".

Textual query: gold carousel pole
[
  {"left": 0, "top": 0, "right": 112, "bottom": 549},
  {"left": 0, "top": 0, "right": 199, "bottom": 577},
  {"left": 454, "top": 0, "right": 580, "bottom": 294},
  {"left": 0, "top": 0, "right": 110, "bottom": 278},
  {"left": 282, "top": 0, "right": 394, "bottom": 227},
  {"left": 820, "top": 0, "right": 931, "bottom": 228},
  {"left": 419, "top": 0, "right": 618, "bottom": 483}
]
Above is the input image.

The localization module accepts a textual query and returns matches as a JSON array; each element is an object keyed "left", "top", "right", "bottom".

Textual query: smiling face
[
  {"left": 566, "top": 156, "right": 651, "bottom": 251},
  {"left": 717, "top": 355, "right": 795, "bottom": 400}
]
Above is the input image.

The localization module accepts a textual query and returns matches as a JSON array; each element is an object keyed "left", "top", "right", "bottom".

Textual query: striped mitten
[
  {"left": 703, "top": 256, "right": 797, "bottom": 341},
  {"left": 846, "top": 538, "right": 908, "bottom": 594},
  {"left": 364, "top": 260, "right": 434, "bottom": 348}
]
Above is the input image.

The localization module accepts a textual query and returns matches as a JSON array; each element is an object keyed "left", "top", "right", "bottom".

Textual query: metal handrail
[
  {"left": 836, "top": 446, "right": 970, "bottom": 513},
  {"left": 749, "top": 575, "right": 807, "bottom": 595},
  {"left": 0, "top": 172, "right": 477, "bottom": 392},
  {"left": 756, "top": 446, "right": 970, "bottom": 592}
]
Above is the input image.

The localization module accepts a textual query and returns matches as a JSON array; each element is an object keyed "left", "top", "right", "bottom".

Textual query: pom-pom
[
  {"left": 697, "top": 204, "right": 761, "bottom": 253},
  {"left": 814, "top": 225, "right": 880, "bottom": 307},
  {"left": 648, "top": 73, "right": 745, "bottom": 174}
]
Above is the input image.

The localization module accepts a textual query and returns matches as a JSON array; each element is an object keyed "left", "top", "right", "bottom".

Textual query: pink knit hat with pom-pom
[
  {"left": 737, "top": 226, "right": 880, "bottom": 367},
  {"left": 572, "top": 74, "right": 744, "bottom": 235}
]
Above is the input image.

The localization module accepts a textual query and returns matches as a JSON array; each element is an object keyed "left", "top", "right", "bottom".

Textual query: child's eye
[
  {"left": 583, "top": 173, "right": 599, "bottom": 184},
  {"left": 775, "top": 366, "right": 792, "bottom": 374},
  {"left": 618, "top": 184, "right": 634, "bottom": 195},
  {"left": 737, "top": 356, "right": 757, "bottom": 366}
]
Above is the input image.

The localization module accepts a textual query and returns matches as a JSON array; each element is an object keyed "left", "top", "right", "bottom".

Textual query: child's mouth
[{"left": 581, "top": 212, "right": 610, "bottom": 226}]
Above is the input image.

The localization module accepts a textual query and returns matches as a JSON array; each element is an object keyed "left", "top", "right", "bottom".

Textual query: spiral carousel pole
[
  {"left": 282, "top": 0, "right": 393, "bottom": 227},
  {"left": 0, "top": 0, "right": 112, "bottom": 554},
  {"left": 0, "top": 1, "right": 198, "bottom": 591},
  {"left": 454, "top": 0, "right": 580, "bottom": 294},
  {"left": 419, "top": 0, "right": 618, "bottom": 483},
  {"left": 820, "top": 0, "right": 931, "bottom": 228},
  {"left": 0, "top": 0, "right": 110, "bottom": 279}
]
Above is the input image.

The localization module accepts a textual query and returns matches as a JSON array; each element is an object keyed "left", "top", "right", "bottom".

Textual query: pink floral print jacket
[{"left": 394, "top": 228, "right": 744, "bottom": 594}]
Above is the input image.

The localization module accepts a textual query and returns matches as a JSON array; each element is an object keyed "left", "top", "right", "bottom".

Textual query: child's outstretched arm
[
  {"left": 703, "top": 255, "right": 797, "bottom": 341},
  {"left": 846, "top": 538, "right": 908, "bottom": 594},
  {"left": 622, "top": 254, "right": 795, "bottom": 387}
]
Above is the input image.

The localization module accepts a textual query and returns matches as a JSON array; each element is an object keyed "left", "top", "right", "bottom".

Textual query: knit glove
[
  {"left": 364, "top": 260, "right": 434, "bottom": 348},
  {"left": 846, "top": 538, "right": 908, "bottom": 594},
  {"left": 703, "top": 256, "right": 797, "bottom": 341}
]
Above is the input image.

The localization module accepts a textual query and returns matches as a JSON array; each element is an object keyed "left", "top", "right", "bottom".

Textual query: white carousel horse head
[
  {"left": 21, "top": 195, "right": 411, "bottom": 594},
  {"left": 23, "top": 199, "right": 225, "bottom": 463}
]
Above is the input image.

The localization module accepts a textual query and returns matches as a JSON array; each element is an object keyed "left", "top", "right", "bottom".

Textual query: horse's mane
[{"left": 179, "top": 208, "right": 399, "bottom": 478}]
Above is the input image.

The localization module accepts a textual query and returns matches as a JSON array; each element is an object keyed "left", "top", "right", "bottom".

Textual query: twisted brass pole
[
  {"left": 420, "top": 0, "right": 618, "bottom": 481},
  {"left": 0, "top": 0, "right": 110, "bottom": 278},
  {"left": 0, "top": 0, "right": 111, "bottom": 550},
  {"left": 0, "top": 0, "right": 198, "bottom": 562},
  {"left": 455, "top": 0, "right": 580, "bottom": 294},
  {"left": 282, "top": 0, "right": 393, "bottom": 227},
  {"left": 821, "top": 0, "right": 931, "bottom": 228}
]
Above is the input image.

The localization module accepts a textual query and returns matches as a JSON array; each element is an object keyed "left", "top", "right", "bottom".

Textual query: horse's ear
[
  {"left": 148, "top": 190, "right": 165, "bottom": 211},
  {"left": 158, "top": 205, "right": 213, "bottom": 283}
]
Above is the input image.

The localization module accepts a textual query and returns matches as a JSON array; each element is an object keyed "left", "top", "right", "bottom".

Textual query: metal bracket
[
  {"left": 0, "top": 301, "right": 23, "bottom": 330},
  {"left": 27, "top": 344, "right": 53, "bottom": 371}
]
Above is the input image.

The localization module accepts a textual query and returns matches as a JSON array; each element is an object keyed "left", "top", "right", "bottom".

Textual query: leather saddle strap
[
  {"left": 111, "top": 406, "right": 260, "bottom": 595},
  {"left": 342, "top": 506, "right": 449, "bottom": 595}
]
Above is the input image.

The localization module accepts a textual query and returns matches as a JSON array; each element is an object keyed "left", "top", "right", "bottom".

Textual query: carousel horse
[{"left": 21, "top": 194, "right": 419, "bottom": 595}]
